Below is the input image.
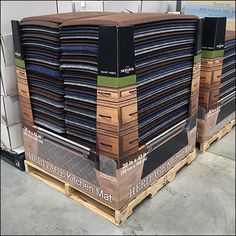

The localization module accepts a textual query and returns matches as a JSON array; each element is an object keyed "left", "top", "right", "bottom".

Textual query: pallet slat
[
  {"left": 199, "top": 119, "right": 235, "bottom": 153},
  {"left": 24, "top": 149, "right": 196, "bottom": 225}
]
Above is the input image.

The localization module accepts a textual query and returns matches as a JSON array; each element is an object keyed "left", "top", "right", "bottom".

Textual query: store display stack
[
  {"left": 12, "top": 12, "right": 201, "bottom": 210},
  {"left": 59, "top": 13, "right": 201, "bottom": 181},
  {"left": 197, "top": 17, "right": 235, "bottom": 144}
]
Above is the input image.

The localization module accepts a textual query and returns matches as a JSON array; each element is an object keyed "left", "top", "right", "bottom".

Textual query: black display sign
[
  {"left": 98, "top": 25, "right": 135, "bottom": 77},
  {"left": 11, "top": 20, "right": 24, "bottom": 59},
  {"left": 202, "top": 17, "right": 226, "bottom": 51}
]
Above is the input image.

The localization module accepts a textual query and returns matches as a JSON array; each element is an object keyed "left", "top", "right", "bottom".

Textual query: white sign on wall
[{"left": 182, "top": 1, "right": 235, "bottom": 30}]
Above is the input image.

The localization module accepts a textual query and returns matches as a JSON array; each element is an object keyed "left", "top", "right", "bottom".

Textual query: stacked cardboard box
[
  {"left": 197, "top": 18, "right": 235, "bottom": 143},
  {"left": 12, "top": 12, "right": 201, "bottom": 209},
  {"left": 1, "top": 33, "right": 24, "bottom": 154}
]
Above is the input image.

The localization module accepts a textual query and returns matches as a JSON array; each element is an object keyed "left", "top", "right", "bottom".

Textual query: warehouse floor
[{"left": 1, "top": 128, "right": 235, "bottom": 235}]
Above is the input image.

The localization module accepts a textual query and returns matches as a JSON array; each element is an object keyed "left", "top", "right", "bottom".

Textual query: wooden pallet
[
  {"left": 24, "top": 149, "right": 196, "bottom": 226},
  {"left": 198, "top": 119, "right": 236, "bottom": 153}
]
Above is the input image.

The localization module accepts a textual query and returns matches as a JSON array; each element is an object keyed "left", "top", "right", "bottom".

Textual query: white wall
[
  {"left": 182, "top": 1, "right": 235, "bottom": 30},
  {"left": 142, "top": 1, "right": 176, "bottom": 12},
  {"left": 72, "top": 1, "right": 177, "bottom": 13},
  {"left": 104, "top": 1, "right": 141, "bottom": 13},
  {"left": 1, "top": 0, "right": 179, "bottom": 34},
  {"left": 1, "top": 1, "right": 58, "bottom": 34},
  {"left": 167, "top": 1, "right": 177, "bottom": 12},
  {"left": 74, "top": 1, "right": 104, "bottom": 12},
  {"left": 57, "top": 0, "right": 73, "bottom": 13}
]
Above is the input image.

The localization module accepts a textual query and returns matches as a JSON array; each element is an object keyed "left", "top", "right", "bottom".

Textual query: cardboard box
[
  {"left": 197, "top": 95, "right": 235, "bottom": 142},
  {"left": 23, "top": 122, "right": 196, "bottom": 209},
  {"left": 1, "top": 122, "right": 24, "bottom": 154},
  {"left": 198, "top": 17, "right": 226, "bottom": 113},
  {"left": 1, "top": 33, "right": 18, "bottom": 96},
  {"left": 1, "top": 94, "right": 21, "bottom": 126},
  {"left": 1, "top": 33, "right": 15, "bottom": 65}
]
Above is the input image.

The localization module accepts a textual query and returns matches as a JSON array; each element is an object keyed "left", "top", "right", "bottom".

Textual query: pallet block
[
  {"left": 198, "top": 119, "right": 236, "bottom": 153},
  {"left": 24, "top": 149, "right": 196, "bottom": 226}
]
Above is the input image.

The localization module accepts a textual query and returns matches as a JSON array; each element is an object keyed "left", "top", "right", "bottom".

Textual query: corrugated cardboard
[
  {"left": 23, "top": 124, "right": 196, "bottom": 209},
  {"left": 1, "top": 33, "right": 18, "bottom": 96},
  {"left": 1, "top": 122, "right": 24, "bottom": 153},
  {"left": 1, "top": 33, "right": 15, "bottom": 65},
  {"left": 1, "top": 94, "right": 21, "bottom": 126}
]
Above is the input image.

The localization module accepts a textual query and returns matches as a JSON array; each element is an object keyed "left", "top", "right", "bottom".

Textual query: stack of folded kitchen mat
[
  {"left": 133, "top": 15, "right": 197, "bottom": 145},
  {"left": 219, "top": 31, "right": 235, "bottom": 102},
  {"left": 60, "top": 13, "right": 199, "bottom": 154},
  {"left": 19, "top": 12, "right": 199, "bottom": 153},
  {"left": 60, "top": 21, "right": 100, "bottom": 147},
  {"left": 60, "top": 13, "right": 120, "bottom": 147},
  {"left": 19, "top": 12, "right": 111, "bottom": 135}
]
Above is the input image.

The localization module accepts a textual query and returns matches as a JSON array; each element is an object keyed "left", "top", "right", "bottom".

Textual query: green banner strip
[
  {"left": 97, "top": 74, "right": 136, "bottom": 88},
  {"left": 194, "top": 53, "right": 202, "bottom": 64},
  {"left": 202, "top": 50, "right": 224, "bottom": 59},
  {"left": 15, "top": 58, "right": 25, "bottom": 68}
]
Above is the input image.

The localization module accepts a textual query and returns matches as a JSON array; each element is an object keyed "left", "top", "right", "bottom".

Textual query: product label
[
  {"left": 27, "top": 152, "right": 113, "bottom": 203},
  {"left": 129, "top": 143, "right": 193, "bottom": 198}
]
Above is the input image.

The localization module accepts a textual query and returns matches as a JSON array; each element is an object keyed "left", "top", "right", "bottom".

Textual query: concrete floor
[{"left": 1, "top": 128, "right": 235, "bottom": 235}]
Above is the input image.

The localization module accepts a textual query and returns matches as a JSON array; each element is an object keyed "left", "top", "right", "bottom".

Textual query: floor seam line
[{"left": 205, "top": 151, "right": 236, "bottom": 161}]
